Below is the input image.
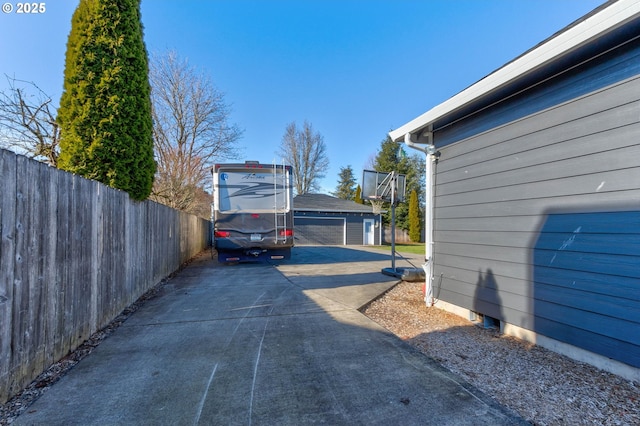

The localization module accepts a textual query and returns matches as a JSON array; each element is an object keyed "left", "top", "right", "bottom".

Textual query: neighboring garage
[{"left": 293, "top": 194, "right": 382, "bottom": 246}]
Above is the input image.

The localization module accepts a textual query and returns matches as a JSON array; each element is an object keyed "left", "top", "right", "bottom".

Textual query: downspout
[{"left": 404, "top": 132, "right": 436, "bottom": 307}]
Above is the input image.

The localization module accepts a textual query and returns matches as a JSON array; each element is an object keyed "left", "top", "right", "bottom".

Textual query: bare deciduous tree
[
  {"left": 149, "top": 51, "right": 242, "bottom": 215},
  {"left": 278, "top": 121, "right": 329, "bottom": 194},
  {"left": 0, "top": 76, "right": 60, "bottom": 166}
]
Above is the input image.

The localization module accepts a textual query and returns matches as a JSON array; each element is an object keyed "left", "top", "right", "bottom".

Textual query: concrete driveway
[{"left": 15, "top": 246, "right": 524, "bottom": 425}]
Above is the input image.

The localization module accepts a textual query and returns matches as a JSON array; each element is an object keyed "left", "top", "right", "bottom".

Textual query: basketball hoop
[{"left": 370, "top": 199, "right": 384, "bottom": 214}]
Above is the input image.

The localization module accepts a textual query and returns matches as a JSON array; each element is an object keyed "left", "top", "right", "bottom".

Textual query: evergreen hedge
[
  {"left": 408, "top": 189, "right": 421, "bottom": 242},
  {"left": 57, "top": 0, "right": 155, "bottom": 200}
]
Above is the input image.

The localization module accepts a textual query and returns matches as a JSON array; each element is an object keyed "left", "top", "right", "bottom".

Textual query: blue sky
[{"left": 0, "top": 0, "right": 604, "bottom": 193}]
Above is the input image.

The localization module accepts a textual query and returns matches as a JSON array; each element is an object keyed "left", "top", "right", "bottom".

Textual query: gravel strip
[{"left": 361, "top": 280, "right": 640, "bottom": 426}]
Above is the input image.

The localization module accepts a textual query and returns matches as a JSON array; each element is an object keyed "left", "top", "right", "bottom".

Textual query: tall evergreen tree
[
  {"left": 333, "top": 165, "right": 357, "bottom": 200},
  {"left": 372, "top": 135, "right": 424, "bottom": 230},
  {"left": 57, "top": 0, "right": 155, "bottom": 200},
  {"left": 408, "top": 189, "right": 421, "bottom": 242},
  {"left": 354, "top": 184, "right": 364, "bottom": 204}
]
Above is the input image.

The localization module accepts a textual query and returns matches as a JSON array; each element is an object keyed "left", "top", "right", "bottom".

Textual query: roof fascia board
[
  {"left": 389, "top": 0, "right": 640, "bottom": 142},
  {"left": 294, "top": 209, "right": 378, "bottom": 213}
]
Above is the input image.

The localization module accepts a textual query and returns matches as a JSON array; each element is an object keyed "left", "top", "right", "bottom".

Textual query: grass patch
[{"left": 372, "top": 243, "right": 424, "bottom": 255}]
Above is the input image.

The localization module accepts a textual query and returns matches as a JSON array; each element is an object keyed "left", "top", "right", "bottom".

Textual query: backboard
[{"left": 361, "top": 169, "right": 406, "bottom": 203}]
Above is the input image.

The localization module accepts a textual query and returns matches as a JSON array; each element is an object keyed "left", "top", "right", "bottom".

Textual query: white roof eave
[{"left": 389, "top": 0, "right": 640, "bottom": 143}]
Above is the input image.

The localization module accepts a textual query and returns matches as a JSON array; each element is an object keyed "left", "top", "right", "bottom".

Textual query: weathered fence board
[
  {"left": 1, "top": 150, "right": 17, "bottom": 398},
  {"left": 0, "top": 149, "right": 211, "bottom": 403}
]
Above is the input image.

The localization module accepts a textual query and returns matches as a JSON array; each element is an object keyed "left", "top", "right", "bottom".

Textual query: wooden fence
[
  {"left": 0, "top": 149, "right": 211, "bottom": 403},
  {"left": 382, "top": 226, "right": 424, "bottom": 244}
]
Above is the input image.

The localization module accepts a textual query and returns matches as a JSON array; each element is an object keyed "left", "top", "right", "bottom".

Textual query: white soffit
[{"left": 389, "top": 0, "right": 640, "bottom": 142}]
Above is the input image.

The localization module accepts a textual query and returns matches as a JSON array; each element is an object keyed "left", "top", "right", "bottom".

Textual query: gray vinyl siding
[
  {"left": 432, "top": 73, "right": 640, "bottom": 367},
  {"left": 434, "top": 26, "right": 640, "bottom": 146}
]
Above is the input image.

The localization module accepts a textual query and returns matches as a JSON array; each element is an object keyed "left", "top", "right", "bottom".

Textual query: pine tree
[
  {"left": 333, "top": 165, "right": 357, "bottom": 200},
  {"left": 408, "top": 189, "right": 421, "bottom": 242},
  {"left": 57, "top": 0, "right": 155, "bottom": 200},
  {"left": 372, "top": 135, "right": 424, "bottom": 230}
]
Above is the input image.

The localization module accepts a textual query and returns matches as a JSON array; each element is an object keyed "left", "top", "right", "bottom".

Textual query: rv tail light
[
  {"left": 279, "top": 229, "right": 293, "bottom": 237},
  {"left": 215, "top": 231, "right": 231, "bottom": 238}
]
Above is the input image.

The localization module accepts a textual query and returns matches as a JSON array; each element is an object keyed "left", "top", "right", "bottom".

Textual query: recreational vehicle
[{"left": 212, "top": 161, "right": 294, "bottom": 262}]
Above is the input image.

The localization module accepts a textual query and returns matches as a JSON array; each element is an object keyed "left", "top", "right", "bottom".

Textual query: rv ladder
[{"left": 274, "top": 160, "right": 288, "bottom": 244}]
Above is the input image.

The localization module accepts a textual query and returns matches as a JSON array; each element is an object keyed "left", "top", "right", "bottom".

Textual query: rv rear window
[{"left": 216, "top": 170, "right": 289, "bottom": 213}]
